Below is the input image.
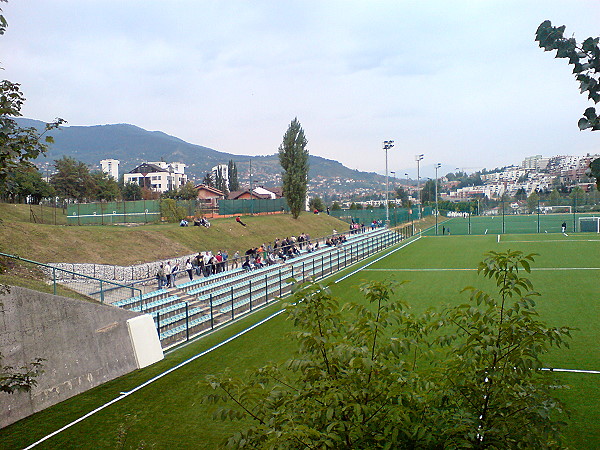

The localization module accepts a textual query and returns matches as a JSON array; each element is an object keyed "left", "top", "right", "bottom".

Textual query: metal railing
[{"left": 0, "top": 252, "right": 142, "bottom": 305}]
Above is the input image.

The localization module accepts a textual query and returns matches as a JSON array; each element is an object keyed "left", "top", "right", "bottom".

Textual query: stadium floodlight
[
  {"left": 383, "top": 140, "right": 395, "bottom": 225},
  {"left": 415, "top": 154, "right": 424, "bottom": 219}
]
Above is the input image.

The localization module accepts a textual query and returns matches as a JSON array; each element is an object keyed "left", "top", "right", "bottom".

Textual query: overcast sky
[{"left": 3, "top": 1, "right": 600, "bottom": 177}]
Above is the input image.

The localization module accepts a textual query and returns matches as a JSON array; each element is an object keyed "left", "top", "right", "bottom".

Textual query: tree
[
  {"left": 308, "top": 196, "right": 325, "bottom": 212},
  {"left": 420, "top": 179, "right": 436, "bottom": 203},
  {"left": 121, "top": 181, "right": 142, "bottom": 201},
  {"left": 536, "top": 21, "right": 600, "bottom": 131},
  {"left": 90, "top": 171, "right": 120, "bottom": 201},
  {"left": 215, "top": 169, "right": 228, "bottom": 196},
  {"left": 278, "top": 118, "right": 309, "bottom": 219},
  {"left": 207, "top": 251, "right": 572, "bottom": 448},
  {"left": 536, "top": 21, "right": 600, "bottom": 190},
  {"left": 50, "top": 156, "right": 94, "bottom": 201},
  {"left": 0, "top": 163, "right": 54, "bottom": 203},
  {"left": 527, "top": 190, "right": 540, "bottom": 213},
  {"left": 549, "top": 188, "right": 561, "bottom": 206},
  {"left": 0, "top": 5, "right": 64, "bottom": 186},
  {"left": 0, "top": 0, "right": 46, "bottom": 395},
  {"left": 514, "top": 187, "right": 527, "bottom": 201},
  {"left": 202, "top": 172, "right": 214, "bottom": 187},
  {"left": 330, "top": 201, "right": 341, "bottom": 211},
  {"left": 227, "top": 159, "right": 239, "bottom": 192},
  {"left": 178, "top": 181, "right": 198, "bottom": 200},
  {"left": 589, "top": 158, "right": 600, "bottom": 190}
]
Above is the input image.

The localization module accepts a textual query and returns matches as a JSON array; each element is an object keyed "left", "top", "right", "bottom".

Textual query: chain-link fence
[
  {"left": 330, "top": 206, "right": 432, "bottom": 228},
  {"left": 67, "top": 200, "right": 160, "bottom": 225}
]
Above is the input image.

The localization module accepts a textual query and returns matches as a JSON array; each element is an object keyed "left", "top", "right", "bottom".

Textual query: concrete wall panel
[{"left": 0, "top": 286, "right": 142, "bottom": 428}]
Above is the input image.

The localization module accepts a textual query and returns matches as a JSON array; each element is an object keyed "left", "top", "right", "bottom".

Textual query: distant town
[{"left": 98, "top": 153, "right": 599, "bottom": 209}]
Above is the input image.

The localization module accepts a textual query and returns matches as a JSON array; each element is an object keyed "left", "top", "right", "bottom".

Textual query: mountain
[{"left": 16, "top": 118, "right": 385, "bottom": 196}]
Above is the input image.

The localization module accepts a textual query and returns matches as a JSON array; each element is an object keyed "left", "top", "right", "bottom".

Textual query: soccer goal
[
  {"left": 547, "top": 205, "right": 572, "bottom": 214},
  {"left": 579, "top": 216, "right": 600, "bottom": 233}
]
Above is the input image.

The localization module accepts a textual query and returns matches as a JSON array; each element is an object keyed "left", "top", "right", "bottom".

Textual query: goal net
[{"left": 579, "top": 216, "right": 600, "bottom": 233}]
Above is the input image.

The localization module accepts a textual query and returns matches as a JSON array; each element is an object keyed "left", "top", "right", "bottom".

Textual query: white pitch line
[
  {"left": 503, "top": 239, "right": 600, "bottom": 243},
  {"left": 334, "top": 236, "right": 422, "bottom": 283},
  {"left": 363, "top": 267, "right": 600, "bottom": 272},
  {"left": 542, "top": 368, "right": 600, "bottom": 375},
  {"left": 23, "top": 308, "right": 286, "bottom": 449}
]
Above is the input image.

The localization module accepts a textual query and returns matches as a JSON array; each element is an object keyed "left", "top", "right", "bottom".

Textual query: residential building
[
  {"left": 123, "top": 162, "right": 188, "bottom": 193},
  {"left": 100, "top": 159, "right": 119, "bottom": 180}
]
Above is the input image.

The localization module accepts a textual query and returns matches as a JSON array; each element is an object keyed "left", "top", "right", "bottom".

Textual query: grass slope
[{"left": 0, "top": 203, "right": 346, "bottom": 265}]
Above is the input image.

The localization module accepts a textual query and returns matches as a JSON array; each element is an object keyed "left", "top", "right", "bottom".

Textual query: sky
[{"left": 3, "top": 1, "right": 600, "bottom": 178}]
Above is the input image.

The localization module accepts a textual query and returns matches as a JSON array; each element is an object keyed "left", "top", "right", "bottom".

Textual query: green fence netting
[
  {"left": 67, "top": 200, "right": 160, "bottom": 225},
  {"left": 219, "top": 198, "right": 289, "bottom": 215},
  {"left": 330, "top": 206, "right": 432, "bottom": 228}
]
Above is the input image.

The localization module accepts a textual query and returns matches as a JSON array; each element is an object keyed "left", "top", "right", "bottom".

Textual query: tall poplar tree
[
  {"left": 227, "top": 159, "right": 239, "bottom": 191},
  {"left": 278, "top": 118, "right": 309, "bottom": 219}
]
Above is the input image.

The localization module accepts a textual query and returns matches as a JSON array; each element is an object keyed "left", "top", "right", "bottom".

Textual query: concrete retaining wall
[{"left": 0, "top": 286, "right": 144, "bottom": 428}]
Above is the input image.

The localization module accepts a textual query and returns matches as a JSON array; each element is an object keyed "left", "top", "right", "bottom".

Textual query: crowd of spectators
[{"left": 158, "top": 230, "right": 355, "bottom": 288}]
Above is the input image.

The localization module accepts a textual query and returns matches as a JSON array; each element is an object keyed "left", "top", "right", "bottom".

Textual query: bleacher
[{"left": 113, "top": 227, "right": 402, "bottom": 346}]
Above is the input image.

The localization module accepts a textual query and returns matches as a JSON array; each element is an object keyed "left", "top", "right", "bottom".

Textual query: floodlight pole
[
  {"left": 383, "top": 140, "right": 394, "bottom": 227},
  {"left": 415, "top": 154, "right": 424, "bottom": 219},
  {"left": 435, "top": 163, "right": 441, "bottom": 235}
]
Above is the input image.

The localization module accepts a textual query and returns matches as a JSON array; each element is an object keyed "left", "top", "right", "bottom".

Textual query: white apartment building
[
  {"left": 522, "top": 155, "right": 550, "bottom": 170},
  {"left": 123, "top": 161, "right": 188, "bottom": 193},
  {"left": 100, "top": 159, "right": 119, "bottom": 180}
]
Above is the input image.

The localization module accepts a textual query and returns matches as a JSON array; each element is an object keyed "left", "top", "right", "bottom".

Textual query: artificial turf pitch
[{"left": 2, "top": 232, "right": 599, "bottom": 449}]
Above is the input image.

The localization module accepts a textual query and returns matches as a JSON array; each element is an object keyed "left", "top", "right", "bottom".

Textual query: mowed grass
[
  {"left": 1, "top": 233, "right": 599, "bottom": 448},
  {"left": 424, "top": 212, "right": 600, "bottom": 236}
]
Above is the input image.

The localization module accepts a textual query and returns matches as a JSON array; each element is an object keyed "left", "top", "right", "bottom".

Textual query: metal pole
[
  {"left": 435, "top": 163, "right": 440, "bottom": 235},
  {"left": 265, "top": 274, "right": 268, "bottom": 303},
  {"left": 383, "top": 140, "right": 394, "bottom": 226},
  {"left": 249, "top": 279, "right": 253, "bottom": 311},
  {"left": 415, "top": 154, "right": 424, "bottom": 219},
  {"left": 231, "top": 286, "right": 234, "bottom": 320},
  {"left": 185, "top": 302, "right": 189, "bottom": 341},
  {"left": 210, "top": 293, "right": 214, "bottom": 329}
]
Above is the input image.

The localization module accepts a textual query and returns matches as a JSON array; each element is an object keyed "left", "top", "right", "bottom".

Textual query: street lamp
[
  {"left": 383, "top": 140, "right": 395, "bottom": 226},
  {"left": 415, "top": 154, "right": 424, "bottom": 219},
  {"left": 435, "top": 163, "right": 441, "bottom": 235}
]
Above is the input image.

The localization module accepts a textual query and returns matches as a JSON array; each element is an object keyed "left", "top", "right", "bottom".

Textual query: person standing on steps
[
  {"left": 164, "top": 261, "right": 172, "bottom": 288},
  {"left": 185, "top": 258, "right": 193, "bottom": 281}
]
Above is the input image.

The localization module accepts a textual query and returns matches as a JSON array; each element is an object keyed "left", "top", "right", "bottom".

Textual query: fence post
[
  {"left": 52, "top": 267, "right": 57, "bottom": 295},
  {"left": 185, "top": 302, "right": 189, "bottom": 341},
  {"left": 156, "top": 311, "right": 160, "bottom": 340},
  {"left": 231, "top": 286, "right": 235, "bottom": 320},
  {"left": 279, "top": 268, "right": 282, "bottom": 296},
  {"left": 100, "top": 280, "right": 105, "bottom": 304},
  {"left": 249, "top": 279, "right": 253, "bottom": 311},
  {"left": 321, "top": 255, "right": 324, "bottom": 279},
  {"left": 302, "top": 262, "right": 305, "bottom": 282},
  {"left": 210, "top": 293, "right": 214, "bottom": 329},
  {"left": 265, "top": 274, "right": 268, "bottom": 304}
]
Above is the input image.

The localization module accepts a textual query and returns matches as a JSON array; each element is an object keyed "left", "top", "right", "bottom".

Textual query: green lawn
[
  {"left": 423, "top": 212, "right": 600, "bottom": 236},
  {"left": 2, "top": 233, "right": 599, "bottom": 448}
]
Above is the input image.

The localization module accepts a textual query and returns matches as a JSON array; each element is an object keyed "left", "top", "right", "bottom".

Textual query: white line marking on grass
[
  {"left": 334, "top": 236, "right": 422, "bottom": 284},
  {"left": 501, "top": 239, "right": 600, "bottom": 243},
  {"left": 363, "top": 267, "right": 600, "bottom": 272},
  {"left": 542, "top": 368, "right": 600, "bottom": 374},
  {"left": 23, "top": 308, "right": 286, "bottom": 449}
]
